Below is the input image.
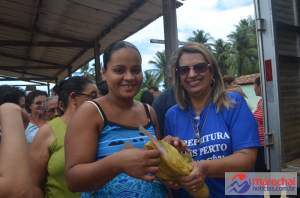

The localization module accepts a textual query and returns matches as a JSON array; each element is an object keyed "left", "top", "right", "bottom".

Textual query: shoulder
[
  {"left": 30, "top": 123, "right": 54, "bottom": 149},
  {"left": 166, "top": 104, "right": 184, "bottom": 116},
  {"left": 225, "top": 91, "right": 244, "bottom": 102}
]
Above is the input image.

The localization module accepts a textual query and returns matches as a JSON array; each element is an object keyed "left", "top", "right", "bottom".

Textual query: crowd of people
[{"left": 0, "top": 41, "right": 284, "bottom": 198}]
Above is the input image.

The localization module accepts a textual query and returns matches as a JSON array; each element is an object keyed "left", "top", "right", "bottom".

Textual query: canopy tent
[{"left": 0, "top": 0, "right": 182, "bottom": 88}]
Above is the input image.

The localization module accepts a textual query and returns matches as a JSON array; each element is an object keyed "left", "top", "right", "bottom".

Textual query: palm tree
[
  {"left": 148, "top": 51, "right": 167, "bottom": 89},
  {"left": 79, "top": 63, "right": 96, "bottom": 80},
  {"left": 142, "top": 70, "right": 160, "bottom": 89},
  {"left": 212, "top": 38, "right": 231, "bottom": 76},
  {"left": 226, "top": 16, "right": 259, "bottom": 76},
  {"left": 188, "top": 29, "right": 214, "bottom": 50}
]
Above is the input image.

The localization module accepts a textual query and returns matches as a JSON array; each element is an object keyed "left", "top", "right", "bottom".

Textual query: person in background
[
  {"left": 140, "top": 90, "right": 154, "bottom": 106},
  {"left": 25, "top": 90, "right": 48, "bottom": 147},
  {"left": 64, "top": 41, "right": 168, "bottom": 198},
  {"left": 253, "top": 76, "right": 266, "bottom": 170},
  {"left": 97, "top": 81, "right": 109, "bottom": 96},
  {"left": 52, "top": 84, "right": 59, "bottom": 96},
  {"left": 0, "top": 103, "right": 32, "bottom": 198},
  {"left": 43, "top": 96, "right": 60, "bottom": 122},
  {"left": 223, "top": 75, "right": 242, "bottom": 91},
  {"left": 163, "top": 42, "right": 261, "bottom": 198},
  {"left": 0, "top": 85, "right": 26, "bottom": 109},
  {"left": 25, "top": 85, "right": 37, "bottom": 96},
  {"left": 30, "top": 76, "right": 98, "bottom": 198},
  {"left": 152, "top": 50, "right": 178, "bottom": 138},
  {"left": 149, "top": 86, "right": 160, "bottom": 99}
]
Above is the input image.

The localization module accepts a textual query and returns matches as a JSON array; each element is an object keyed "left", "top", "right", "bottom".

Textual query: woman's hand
[
  {"left": 177, "top": 161, "right": 209, "bottom": 192},
  {"left": 118, "top": 148, "right": 161, "bottom": 182},
  {"left": 160, "top": 179, "right": 180, "bottom": 190},
  {"left": 162, "top": 135, "right": 191, "bottom": 153}
]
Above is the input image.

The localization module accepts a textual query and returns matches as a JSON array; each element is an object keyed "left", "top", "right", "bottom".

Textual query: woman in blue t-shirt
[{"left": 162, "top": 42, "right": 262, "bottom": 198}]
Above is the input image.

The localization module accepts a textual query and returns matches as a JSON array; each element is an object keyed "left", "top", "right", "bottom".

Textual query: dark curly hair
[
  {"left": 25, "top": 90, "right": 48, "bottom": 113},
  {"left": 97, "top": 81, "right": 109, "bottom": 96},
  {"left": 140, "top": 90, "right": 154, "bottom": 106},
  {"left": 0, "top": 85, "right": 26, "bottom": 106}
]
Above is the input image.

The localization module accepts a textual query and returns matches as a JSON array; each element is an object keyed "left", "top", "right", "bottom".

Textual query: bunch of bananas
[{"left": 145, "top": 140, "right": 210, "bottom": 198}]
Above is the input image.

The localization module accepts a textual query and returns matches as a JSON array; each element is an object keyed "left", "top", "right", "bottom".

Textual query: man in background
[{"left": 149, "top": 86, "right": 160, "bottom": 99}]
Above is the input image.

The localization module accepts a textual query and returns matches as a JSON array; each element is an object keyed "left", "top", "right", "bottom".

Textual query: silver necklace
[{"left": 189, "top": 101, "right": 211, "bottom": 145}]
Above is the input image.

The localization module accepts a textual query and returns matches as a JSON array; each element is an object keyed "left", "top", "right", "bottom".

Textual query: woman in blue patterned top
[{"left": 65, "top": 41, "right": 169, "bottom": 198}]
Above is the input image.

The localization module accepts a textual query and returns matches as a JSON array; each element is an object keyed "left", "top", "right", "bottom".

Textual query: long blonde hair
[{"left": 174, "top": 42, "right": 244, "bottom": 113}]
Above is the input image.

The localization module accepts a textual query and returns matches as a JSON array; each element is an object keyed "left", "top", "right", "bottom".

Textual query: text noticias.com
[{"left": 253, "top": 186, "right": 296, "bottom": 191}]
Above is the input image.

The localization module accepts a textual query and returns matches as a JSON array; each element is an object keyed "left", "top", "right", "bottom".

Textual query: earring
[
  {"left": 211, "top": 79, "right": 215, "bottom": 85},
  {"left": 180, "top": 83, "right": 183, "bottom": 87}
]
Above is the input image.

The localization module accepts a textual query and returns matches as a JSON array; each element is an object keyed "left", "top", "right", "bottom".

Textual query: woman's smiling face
[
  {"left": 103, "top": 47, "right": 142, "bottom": 99},
  {"left": 179, "top": 52, "right": 213, "bottom": 97}
]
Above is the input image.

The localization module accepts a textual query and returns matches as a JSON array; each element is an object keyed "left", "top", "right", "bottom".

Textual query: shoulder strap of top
[
  {"left": 142, "top": 103, "right": 153, "bottom": 124},
  {"left": 85, "top": 101, "right": 107, "bottom": 124}
]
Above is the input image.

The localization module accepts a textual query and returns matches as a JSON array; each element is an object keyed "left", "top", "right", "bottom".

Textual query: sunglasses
[
  {"left": 176, "top": 63, "right": 211, "bottom": 76},
  {"left": 32, "top": 101, "right": 43, "bottom": 106}
]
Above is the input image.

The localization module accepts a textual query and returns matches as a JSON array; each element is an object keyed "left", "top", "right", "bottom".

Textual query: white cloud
[{"left": 125, "top": 0, "right": 255, "bottom": 74}]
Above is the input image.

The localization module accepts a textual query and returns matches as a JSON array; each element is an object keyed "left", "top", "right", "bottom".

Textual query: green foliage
[
  {"left": 134, "top": 88, "right": 145, "bottom": 101},
  {"left": 212, "top": 38, "right": 231, "bottom": 76},
  {"left": 78, "top": 63, "right": 96, "bottom": 81},
  {"left": 148, "top": 50, "right": 167, "bottom": 90},
  {"left": 182, "top": 16, "right": 259, "bottom": 78},
  {"left": 188, "top": 29, "right": 214, "bottom": 50},
  {"left": 226, "top": 16, "right": 259, "bottom": 76}
]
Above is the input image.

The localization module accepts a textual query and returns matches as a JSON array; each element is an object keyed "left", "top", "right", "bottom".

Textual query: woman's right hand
[{"left": 118, "top": 148, "right": 161, "bottom": 182}]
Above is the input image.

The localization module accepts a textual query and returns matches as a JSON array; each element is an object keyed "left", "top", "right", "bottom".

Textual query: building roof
[
  {"left": 0, "top": 0, "right": 182, "bottom": 84},
  {"left": 235, "top": 73, "right": 260, "bottom": 85}
]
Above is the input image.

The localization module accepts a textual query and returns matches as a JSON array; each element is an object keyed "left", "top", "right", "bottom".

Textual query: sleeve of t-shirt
[
  {"left": 152, "top": 100, "right": 166, "bottom": 137},
  {"left": 225, "top": 93, "right": 261, "bottom": 152},
  {"left": 164, "top": 110, "right": 173, "bottom": 137}
]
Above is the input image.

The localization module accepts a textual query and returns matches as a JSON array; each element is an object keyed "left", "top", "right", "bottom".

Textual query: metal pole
[
  {"left": 94, "top": 42, "right": 101, "bottom": 84},
  {"left": 162, "top": 0, "right": 178, "bottom": 88},
  {"left": 68, "top": 67, "right": 72, "bottom": 78},
  {"left": 47, "top": 82, "right": 50, "bottom": 95}
]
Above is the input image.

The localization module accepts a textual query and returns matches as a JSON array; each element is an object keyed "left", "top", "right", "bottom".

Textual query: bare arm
[
  {"left": 0, "top": 103, "right": 32, "bottom": 198},
  {"left": 29, "top": 124, "right": 55, "bottom": 198},
  {"left": 65, "top": 102, "right": 161, "bottom": 192}
]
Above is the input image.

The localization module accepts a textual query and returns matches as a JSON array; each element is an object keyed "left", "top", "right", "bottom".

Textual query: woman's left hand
[{"left": 177, "top": 161, "right": 208, "bottom": 192}]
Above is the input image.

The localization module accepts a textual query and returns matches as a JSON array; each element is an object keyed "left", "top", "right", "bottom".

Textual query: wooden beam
[
  {"left": 94, "top": 42, "right": 101, "bottom": 83},
  {"left": 9, "top": 84, "right": 47, "bottom": 86},
  {"left": 163, "top": 0, "right": 178, "bottom": 88},
  {"left": 1, "top": 69, "right": 55, "bottom": 78},
  {"left": 0, "top": 21, "right": 91, "bottom": 44},
  {"left": 67, "top": 0, "right": 148, "bottom": 68},
  {"left": 0, "top": 52, "right": 69, "bottom": 68},
  {"left": 0, "top": 66, "right": 64, "bottom": 70},
  {"left": 0, "top": 40, "right": 94, "bottom": 48},
  {"left": 0, "top": 77, "right": 56, "bottom": 81}
]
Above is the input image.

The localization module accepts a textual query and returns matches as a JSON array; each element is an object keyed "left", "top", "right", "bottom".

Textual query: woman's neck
[
  {"left": 30, "top": 111, "right": 43, "bottom": 120},
  {"left": 60, "top": 105, "right": 77, "bottom": 126},
  {"left": 106, "top": 94, "right": 134, "bottom": 110},
  {"left": 189, "top": 90, "right": 211, "bottom": 115}
]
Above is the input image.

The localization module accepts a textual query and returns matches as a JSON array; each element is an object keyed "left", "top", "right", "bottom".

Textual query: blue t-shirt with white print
[{"left": 164, "top": 92, "right": 261, "bottom": 198}]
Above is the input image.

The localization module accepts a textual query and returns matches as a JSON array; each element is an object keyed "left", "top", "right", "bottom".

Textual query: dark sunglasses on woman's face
[
  {"left": 32, "top": 101, "right": 43, "bottom": 106},
  {"left": 176, "top": 62, "right": 211, "bottom": 76}
]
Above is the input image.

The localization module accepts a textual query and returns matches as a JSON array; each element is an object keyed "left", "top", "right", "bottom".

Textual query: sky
[{"left": 0, "top": 0, "right": 255, "bottom": 92}]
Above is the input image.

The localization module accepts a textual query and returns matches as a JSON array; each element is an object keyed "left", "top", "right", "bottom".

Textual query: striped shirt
[{"left": 253, "top": 99, "right": 264, "bottom": 146}]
